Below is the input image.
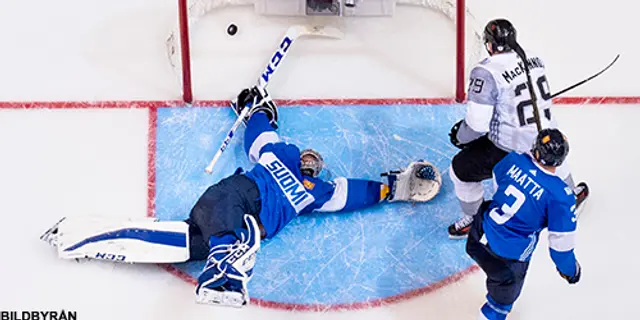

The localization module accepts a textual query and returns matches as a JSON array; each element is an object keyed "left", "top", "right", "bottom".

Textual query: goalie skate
[
  {"left": 40, "top": 217, "right": 66, "bottom": 248},
  {"left": 196, "top": 286, "right": 247, "bottom": 308}
]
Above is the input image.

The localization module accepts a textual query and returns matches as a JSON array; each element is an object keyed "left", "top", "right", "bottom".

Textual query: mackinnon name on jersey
[
  {"left": 506, "top": 164, "right": 545, "bottom": 200},
  {"left": 502, "top": 57, "right": 545, "bottom": 84}
]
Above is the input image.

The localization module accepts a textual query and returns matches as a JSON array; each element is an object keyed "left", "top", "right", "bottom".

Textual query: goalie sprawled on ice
[{"left": 40, "top": 86, "right": 442, "bottom": 308}]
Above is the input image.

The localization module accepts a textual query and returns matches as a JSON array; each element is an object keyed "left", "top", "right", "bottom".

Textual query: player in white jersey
[{"left": 446, "top": 19, "right": 589, "bottom": 238}]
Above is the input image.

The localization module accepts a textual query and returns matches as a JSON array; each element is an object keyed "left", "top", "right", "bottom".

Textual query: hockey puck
[{"left": 227, "top": 24, "right": 238, "bottom": 36}]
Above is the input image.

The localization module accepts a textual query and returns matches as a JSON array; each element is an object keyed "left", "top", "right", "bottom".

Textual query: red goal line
[{"left": 0, "top": 96, "right": 638, "bottom": 109}]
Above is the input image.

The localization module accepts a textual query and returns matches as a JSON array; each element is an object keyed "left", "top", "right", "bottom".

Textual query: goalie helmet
[
  {"left": 483, "top": 19, "right": 517, "bottom": 54},
  {"left": 531, "top": 128, "right": 570, "bottom": 167},
  {"left": 300, "top": 149, "right": 324, "bottom": 177}
]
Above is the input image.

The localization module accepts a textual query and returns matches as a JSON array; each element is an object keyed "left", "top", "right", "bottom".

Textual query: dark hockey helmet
[
  {"left": 483, "top": 19, "right": 517, "bottom": 54},
  {"left": 300, "top": 149, "right": 324, "bottom": 177},
  {"left": 531, "top": 129, "right": 570, "bottom": 167}
]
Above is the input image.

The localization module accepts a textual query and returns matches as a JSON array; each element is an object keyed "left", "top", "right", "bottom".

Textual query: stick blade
[{"left": 295, "top": 25, "right": 344, "bottom": 39}]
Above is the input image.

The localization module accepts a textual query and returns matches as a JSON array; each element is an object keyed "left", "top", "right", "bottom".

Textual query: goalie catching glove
[
  {"left": 381, "top": 160, "right": 442, "bottom": 202},
  {"left": 232, "top": 86, "right": 279, "bottom": 129}
]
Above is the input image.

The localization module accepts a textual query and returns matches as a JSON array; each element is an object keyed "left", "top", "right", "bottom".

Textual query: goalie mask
[{"left": 300, "top": 149, "right": 324, "bottom": 177}]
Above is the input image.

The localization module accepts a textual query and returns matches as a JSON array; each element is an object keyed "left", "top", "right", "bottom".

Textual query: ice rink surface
[
  {"left": 155, "top": 104, "right": 477, "bottom": 307},
  {"left": 0, "top": 0, "right": 639, "bottom": 318}
]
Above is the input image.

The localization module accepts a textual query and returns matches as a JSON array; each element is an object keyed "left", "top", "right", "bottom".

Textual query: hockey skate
[
  {"left": 447, "top": 215, "right": 474, "bottom": 239},
  {"left": 40, "top": 217, "right": 66, "bottom": 247}
]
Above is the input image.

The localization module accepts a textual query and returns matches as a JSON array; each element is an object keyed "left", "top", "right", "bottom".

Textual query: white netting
[
  {"left": 165, "top": 0, "right": 253, "bottom": 70},
  {"left": 397, "top": 0, "right": 485, "bottom": 73},
  {"left": 165, "top": 0, "right": 486, "bottom": 99}
]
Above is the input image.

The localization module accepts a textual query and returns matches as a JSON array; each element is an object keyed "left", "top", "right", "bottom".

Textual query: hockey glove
[
  {"left": 557, "top": 260, "right": 581, "bottom": 284},
  {"left": 449, "top": 120, "right": 468, "bottom": 149},
  {"left": 381, "top": 160, "right": 442, "bottom": 202},
  {"left": 233, "top": 86, "right": 279, "bottom": 129}
]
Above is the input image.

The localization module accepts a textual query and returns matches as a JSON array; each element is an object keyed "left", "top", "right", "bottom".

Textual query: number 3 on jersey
[
  {"left": 514, "top": 75, "right": 552, "bottom": 127},
  {"left": 490, "top": 185, "right": 526, "bottom": 224}
]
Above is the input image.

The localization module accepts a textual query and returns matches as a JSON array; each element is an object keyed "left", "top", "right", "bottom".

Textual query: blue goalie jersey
[
  {"left": 482, "top": 152, "right": 579, "bottom": 276},
  {"left": 242, "top": 113, "right": 385, "bottom": 238}
]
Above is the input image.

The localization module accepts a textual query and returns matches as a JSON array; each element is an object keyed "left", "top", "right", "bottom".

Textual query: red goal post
[{"left": 166, "top": 0, "right": 485, "bottom": 103}]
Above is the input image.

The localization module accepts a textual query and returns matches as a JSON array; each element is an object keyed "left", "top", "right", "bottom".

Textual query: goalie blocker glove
[
  {"left": 233, "top": 86, "right": 279, "bottom": 129},
  {"left": 381, "top": 160, "right": 442, "bottom": 202}
]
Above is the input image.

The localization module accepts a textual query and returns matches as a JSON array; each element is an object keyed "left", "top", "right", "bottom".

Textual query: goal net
[{"left": 166, "top": 0, "right": 486, "bottom": 103}]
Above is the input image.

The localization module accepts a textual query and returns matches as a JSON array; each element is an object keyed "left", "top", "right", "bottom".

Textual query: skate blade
[
  {"left": 40, "top": 217, "right": 66, "bottom": 246},
  {"left": 195, "top": 288, "right": 246, "bottom": 308},
  {"left": 448, "top": 234, "right": 469, "bottom": 240}
]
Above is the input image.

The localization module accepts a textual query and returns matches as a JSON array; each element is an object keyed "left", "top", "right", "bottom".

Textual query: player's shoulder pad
[
  {"left": 469, "top": 65, "right": 498, "bottom": 86},
  {"left": 470, "top": 63, "right": 492, "bottom": 76},
  {"left": 524, "top": 49, "right": 546, "bottom": 67}
]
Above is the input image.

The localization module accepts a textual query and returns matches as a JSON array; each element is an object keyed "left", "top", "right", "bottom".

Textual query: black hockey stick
[
  {"left": 509, "top": 38, "right": 543, "bottom": 132},
  {"left": 550, "top": 54, "right": 620, "bottom": 98}
]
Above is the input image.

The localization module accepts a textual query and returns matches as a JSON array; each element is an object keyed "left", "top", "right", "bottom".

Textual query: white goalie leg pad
[
  {"left": 196, "top": 215, "right": 261, "bottom": 307},
  {"left": 47, "top": 215, "right": 189, "bottom": 263},
  {"left": 229, "top": 215, "right": 260, "bottom": 278},
  {"left": 386, "top": 161, "right": 442, "bottom": 202}
]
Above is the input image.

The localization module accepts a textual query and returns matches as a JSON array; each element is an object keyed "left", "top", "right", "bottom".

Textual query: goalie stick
[{"left": 204, "top": 25, "right": 343, "bottom": 174}]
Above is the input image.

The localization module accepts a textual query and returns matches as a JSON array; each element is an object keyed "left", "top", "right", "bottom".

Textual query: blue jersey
[
  {"left": 242, "top": 113, "right": 385, "bottom": 238},
  {"left": 482, "top": 152, "right": 578, "bottom": 276}
]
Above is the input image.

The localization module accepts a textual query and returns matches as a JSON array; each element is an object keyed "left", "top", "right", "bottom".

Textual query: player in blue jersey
[
  {"left": 187, "top": 86, "right": 443, "bottom": 307},
  {"left": 446, "top": 19, "right": 589, "bottom": 239},
  {"left": 38, "top": 85, "right": 442, "bottom": 307},
  {"left": 466, "top": 128, "right": 581, "bottom": 320}
]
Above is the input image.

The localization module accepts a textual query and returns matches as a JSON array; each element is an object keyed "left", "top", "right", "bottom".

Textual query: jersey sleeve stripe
[
  {"left": 548, "top": 231, "right": 576, "bottom": 252},
  {"left": 248, "top": 131, "right": 280, "bottom": 163},
  {"left": 315, "top": 177, "right": 348, "bottom": 212},
  {"left": 518, "top": 233, "right": 537, "bottom": 261}
]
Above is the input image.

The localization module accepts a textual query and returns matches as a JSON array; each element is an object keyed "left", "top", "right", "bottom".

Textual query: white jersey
[{"left": 464, "top": 50, "right": 557, "bottom": 153}]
